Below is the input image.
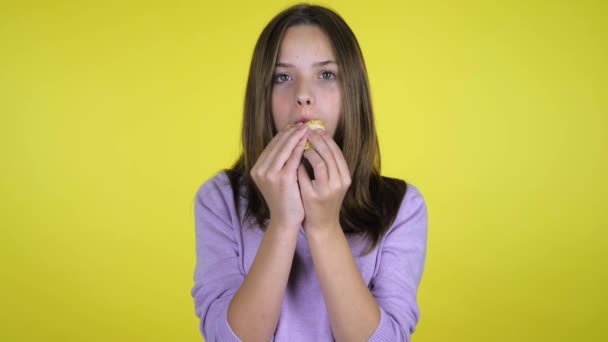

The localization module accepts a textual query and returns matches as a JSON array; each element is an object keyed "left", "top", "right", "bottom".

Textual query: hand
[
  {"left": 250, "top": 123, "right": 308, "bottom": 229},
  {"left": 297, "top": 129, "right": 351, "bottom": 234}
]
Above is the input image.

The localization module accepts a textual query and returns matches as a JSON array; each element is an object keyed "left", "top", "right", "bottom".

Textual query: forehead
[{"left": 277, "top": 24, "right": 335, "bottom": 61}]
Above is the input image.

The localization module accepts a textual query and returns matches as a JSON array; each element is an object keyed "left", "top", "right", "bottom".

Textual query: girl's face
[{"left": 271, "top": 25, "right": 341, "bottom": 138}]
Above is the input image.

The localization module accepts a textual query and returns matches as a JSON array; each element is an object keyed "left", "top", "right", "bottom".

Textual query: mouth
[
  {"left": 287, "top": 117, "right": 324, "bottom": 130},
  {"left": 294, "top": 115, "right": 322, "bottom": 124}
]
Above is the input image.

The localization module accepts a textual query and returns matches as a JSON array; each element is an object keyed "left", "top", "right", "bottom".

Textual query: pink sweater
[{"left": 191, "top": 172, "right": 428, "bottom": 341}]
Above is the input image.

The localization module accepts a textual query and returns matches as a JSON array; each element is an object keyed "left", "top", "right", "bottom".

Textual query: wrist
[
  {"left": 305, "top": 222, "right": 342, "bottom": 240},
  {"left": 267, "top": 219, "right": 301, "bottom": 235}
]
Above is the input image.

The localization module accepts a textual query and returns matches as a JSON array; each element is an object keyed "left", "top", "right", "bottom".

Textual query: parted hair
[{"left": 225, "top": 3, "right": 407, "bottom": 253}]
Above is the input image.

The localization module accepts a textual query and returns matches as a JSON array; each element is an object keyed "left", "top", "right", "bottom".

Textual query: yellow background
[{"left": 1, "top": 0, "right": 606, "bottom": 341}]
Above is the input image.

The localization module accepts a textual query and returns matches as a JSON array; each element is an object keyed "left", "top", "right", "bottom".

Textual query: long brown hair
[{"left": 225, "top": 3, "right": 407, "bottom": 253}]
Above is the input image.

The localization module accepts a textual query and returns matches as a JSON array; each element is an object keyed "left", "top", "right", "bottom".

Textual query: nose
[
  {"left": 297, "top": 97, "right": 312, "bottom": 106},
  {"left": 295, "top": 80, "right": 313, "bottom": 107}
]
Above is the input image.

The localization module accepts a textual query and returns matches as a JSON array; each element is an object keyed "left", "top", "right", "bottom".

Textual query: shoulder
[
  {"left": 197, "top": 171, "right": 231, "bottom": 196},
  {"left": 194, "top": 171, "right": 238, "bottom": 216},
  {"left": 402, "top": 181, "right": 426, "bottom": 209},
  {"left": 370, "top": 178, "right": 428, "bottom": 283},
  {"left": 398, "top": 180, "right": 427, "bottom": 221},
  {"left": 384, "top": 178, "right": 428, "bottom": 236},
  {"left": 374, "top": 175, "right": 426, "bottom": 216}
]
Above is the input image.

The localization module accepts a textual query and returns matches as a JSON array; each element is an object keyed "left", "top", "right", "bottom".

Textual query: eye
[
  {"left": 320, "top": 71, "right": 336, "bottom": 80},
  {"left": 273, "top": 73, "right": 291, "bottom": 84}
]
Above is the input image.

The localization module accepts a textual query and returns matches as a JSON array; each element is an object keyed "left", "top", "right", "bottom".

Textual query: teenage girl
[{"left": 192, "top": 4, "right": 428, "bottom": 341}]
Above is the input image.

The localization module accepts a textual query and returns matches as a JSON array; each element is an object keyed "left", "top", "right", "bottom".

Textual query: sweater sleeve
[
  {"left": 191, "top": 176, "right": 244, "bottom": 342},
  {"left": 367, "top": 184, "right": 429, "bottom": 342}
]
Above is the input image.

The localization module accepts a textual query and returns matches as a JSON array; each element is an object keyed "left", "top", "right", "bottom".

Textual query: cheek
[
  {"left": 318, "top": 93, "right": 341, "bottom": 137},
  {"left": 320, "top": 88, "right": 341, "bottom": 115},
  {"left": 271, "top": 90, "right": 291, "bottom": 130},
  {"left": 333, "top": 93, "right": 342, "bottom": 112},
  {"left": 322, "top": 84, "right": 341, "bottom": 108}
]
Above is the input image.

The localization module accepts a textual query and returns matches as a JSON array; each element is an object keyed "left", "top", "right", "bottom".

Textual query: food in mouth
[{"left": 303, "top": 119, "right": 325, "bottom": 150}]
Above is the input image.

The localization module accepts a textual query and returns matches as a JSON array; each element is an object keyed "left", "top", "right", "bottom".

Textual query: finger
[
  {"left": 283, "top": 135, "right": 307, "bottom": 175},
  {"left": 319, "top": 132, "right": 351, "bottom": 183},
  {"left": 261, "top": 122, "right": 302, "bottom": 160},
  {"left": 272, "top": 122, "right": 302, "bottom": 146},
  {"left": 268, "top": 124, "right": 308, "bottom": 173},
  {"left": 306, "top": 130, "right": 340, "bottom": 183},
  {"left": 303, "top": 147, "right": 328, "bottom": 186},
  {"left": 257, "top": 123, "right": 307, "bottom": 172},
  {"left": 297, "top": 164, "right": 313, "bottom": 194},
  {"left": 256, "top": 124, "right": 296, "bottom": 168}
]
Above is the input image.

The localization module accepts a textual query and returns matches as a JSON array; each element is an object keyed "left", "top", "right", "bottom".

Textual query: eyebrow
[{"left": 275, "top": 60, "right": 337, "bottom": 68}]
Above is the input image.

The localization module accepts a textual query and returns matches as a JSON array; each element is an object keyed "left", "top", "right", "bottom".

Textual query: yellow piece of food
[{"left": 304, "top": 119, "right": 325, "bottom": 150}]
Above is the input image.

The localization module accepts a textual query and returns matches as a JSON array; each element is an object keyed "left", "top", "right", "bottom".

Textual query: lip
[{"left": 293, "top": 113, "right": 320, "bottom": 125}]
